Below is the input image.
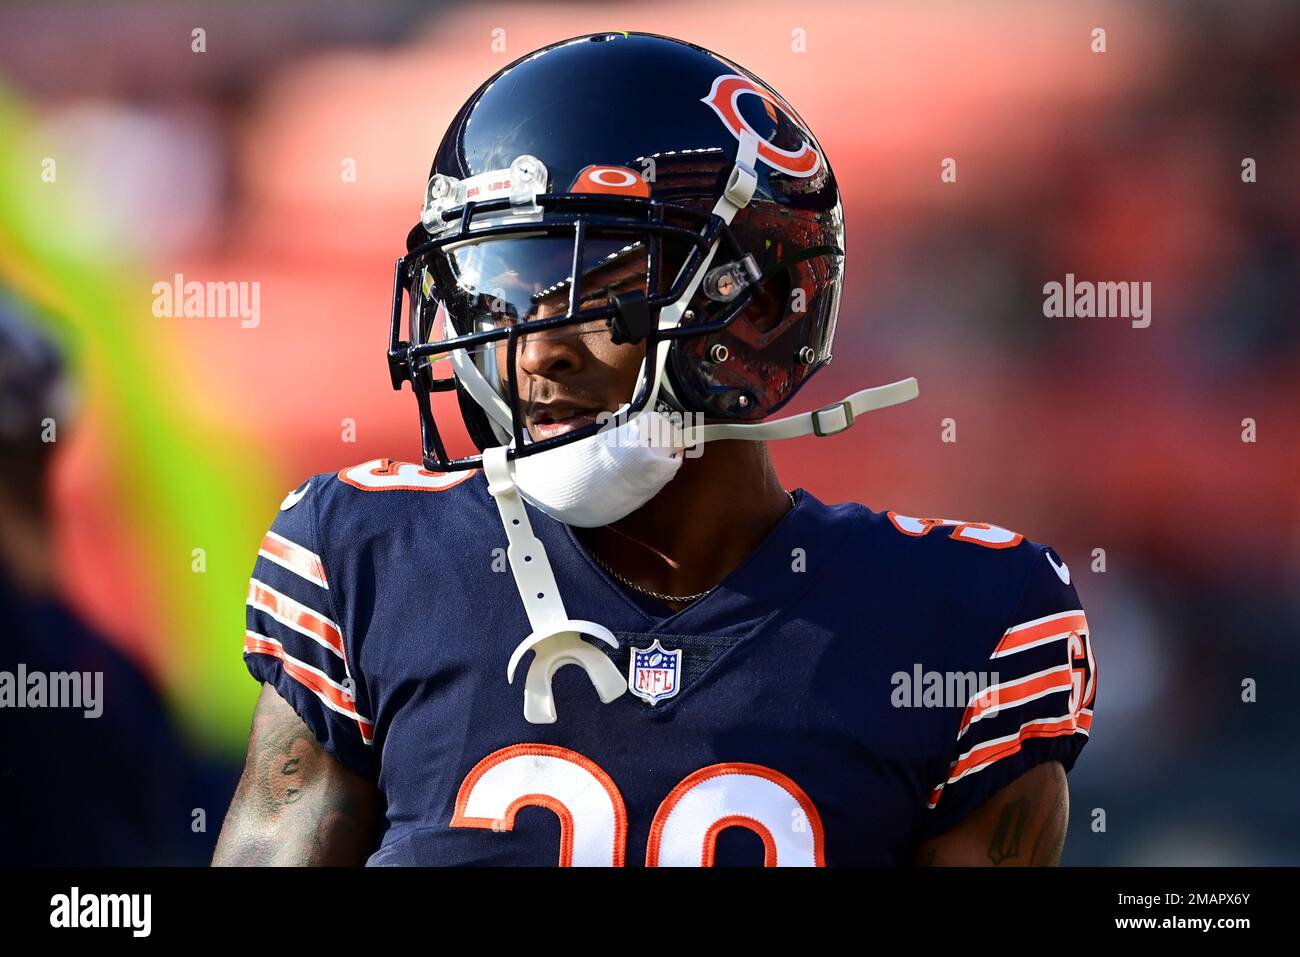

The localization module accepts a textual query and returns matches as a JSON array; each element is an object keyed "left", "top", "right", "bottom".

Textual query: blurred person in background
[{"left": 0, "top": 290, "right": 228, "bottom": 865}]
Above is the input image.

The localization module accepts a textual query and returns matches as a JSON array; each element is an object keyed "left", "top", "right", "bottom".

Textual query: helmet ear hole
[
  {"left": 666, "top": 258, "right": 830, "bottom": 422},
  {"left": 746, "top": 267, "right": 793, "bottom": 335}
]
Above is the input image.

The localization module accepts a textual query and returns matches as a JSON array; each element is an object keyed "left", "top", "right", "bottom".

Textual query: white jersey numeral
[
  {"left": 337, "top": 458, "right": 475, "bottom": 492},
  {"left": 647, "top": 763, "right": 825, "bottom": 866},
  {"left": 887, "top": 512, "right": 1024, "bottom": 549},
  {"left": 451, "top": 744, "right": 627, "bottom": 866},
  {"left": 452, "top": 747, "right": 825, "bottom": 866}
]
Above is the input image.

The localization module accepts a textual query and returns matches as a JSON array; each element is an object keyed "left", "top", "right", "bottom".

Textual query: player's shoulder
[
  {"left": 845, "top": 501, "right": 1079, "bottom": 634},
  {"left": 325, "top": 457, "right": 483, "bottom": 505},
  {"left": 857, "top": 505, "right": 1060, "bottom": 570},
  {"left": 268, "top": 458, "right": 490, "bottom": 555}
]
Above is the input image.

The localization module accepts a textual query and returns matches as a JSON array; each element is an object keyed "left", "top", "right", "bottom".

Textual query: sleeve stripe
[
  {"left": 244, "top": 631, "right": 373, "bottom": 745},
  {"left": 926, "top": 713, "right": 1081, "bottom": 808},
  {"left": 258, "top": 530, "right": 329, "bottom": 590},
  {"left": 247, "top": 579, "right": 345, "bottom": 660},
  {"left": 991, "top": 610, "right": 1087, "bottom": 657},
  {"left": 956, "top": 664, "right": 1074, "bottom": 737}
]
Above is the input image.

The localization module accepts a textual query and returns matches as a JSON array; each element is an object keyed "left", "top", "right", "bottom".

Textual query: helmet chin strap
[
  {"left": 482, "top": 445, "right": 628, "bottom": 724},
  {"left": 682, "top": 377, "right": 919, "bottom": 445}
]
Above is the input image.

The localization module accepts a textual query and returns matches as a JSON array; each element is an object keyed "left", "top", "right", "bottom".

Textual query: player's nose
[{"left": 517, "top": 326, "right": 587, "bottom": 380}]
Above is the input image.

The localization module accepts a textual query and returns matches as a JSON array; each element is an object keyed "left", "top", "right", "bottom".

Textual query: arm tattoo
[
  {"left": 912, "top": 761, "right": 1069, "bottom": 866},
  {"left": 986, "top": 766, "right": 1068, "bottom": 866},
  {"left": 213, "top": 686, "right": 380, "bottom": 866},
  {"left": 986, "top": 795, "right": 1032, "bottom": 865}
]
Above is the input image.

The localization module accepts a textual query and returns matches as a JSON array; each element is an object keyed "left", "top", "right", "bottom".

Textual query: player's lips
[{"left": 528, "top": 403, "right": 608, "bottom": 440}]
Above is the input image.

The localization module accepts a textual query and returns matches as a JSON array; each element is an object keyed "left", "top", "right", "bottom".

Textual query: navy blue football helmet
[{"left": 387, "top": 32, "right": 846, "bottom": 470}]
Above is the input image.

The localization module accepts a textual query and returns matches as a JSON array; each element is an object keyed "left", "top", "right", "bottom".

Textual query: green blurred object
[{"left": 0, "top": 84, "right": 275, "bottom": 753}]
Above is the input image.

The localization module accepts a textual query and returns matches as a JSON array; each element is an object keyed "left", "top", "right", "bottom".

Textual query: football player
[{"left": 214, "top": 32, "right": 1095, "bottom": 866}]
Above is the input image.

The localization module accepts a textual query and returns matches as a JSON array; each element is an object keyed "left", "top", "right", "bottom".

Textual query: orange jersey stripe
[
  {"left": 993, "top": 611, "right": 1087, "bottom": 657},
  {"left": 258, "top": 531, "right": 329, "bottom": 589},
  {"left": 927, "top": 714, "right": 1082, "bottom": 808},
  {"left": 957, "top": 665, "right": 1073, "bottom": 736},
  {"left": 247, "top": 580, "right": 345, "bottom": 658},
  {"left": 948, "top": 716, "right": 1077, "bottom": 784},
  {"left": 244, "top": 632, "right": 372, "bottom": 744}
]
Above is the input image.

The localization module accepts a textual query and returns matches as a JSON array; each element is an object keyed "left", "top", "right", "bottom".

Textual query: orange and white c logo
[
  {"left": 568, "top": 165, "right": 651, "bottom": 197},
  {"left": 701, "top": 73, "right": 821, "bottom": 178}
]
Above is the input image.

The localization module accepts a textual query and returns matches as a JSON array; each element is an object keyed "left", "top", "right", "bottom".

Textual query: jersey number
[
  {"left": 451, "top": 744, "right": 826, "bottom": 866},
  {"left": 887, "top": 512, "right": 1024, "bottom": 549}
]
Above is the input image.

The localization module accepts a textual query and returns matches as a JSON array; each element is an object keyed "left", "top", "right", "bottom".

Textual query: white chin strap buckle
[
  {"left": 810, "top": 398, "right": 855, "bottom": 437},
  {"left": 482, "top": 447, "right": 627, "bottom": 724}
]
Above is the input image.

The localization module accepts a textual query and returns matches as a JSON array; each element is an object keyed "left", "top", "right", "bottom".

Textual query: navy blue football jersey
[{"left": 244, "top": 459, "right": 1096, "bottom": 866}]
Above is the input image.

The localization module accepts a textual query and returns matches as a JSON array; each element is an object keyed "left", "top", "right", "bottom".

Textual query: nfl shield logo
[{"left": 628, "top": 639, "right": 682, "bottom": 706}]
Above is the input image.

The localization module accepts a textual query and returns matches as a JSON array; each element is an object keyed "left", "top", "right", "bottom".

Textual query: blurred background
[{"left": 0, "top": 0, "right": 1296, "bottom": 865}]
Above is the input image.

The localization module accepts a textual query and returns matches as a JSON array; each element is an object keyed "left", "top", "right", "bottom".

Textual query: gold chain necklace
[{"left": 590, "top": 491, "right": 797, "bottom": 604}]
